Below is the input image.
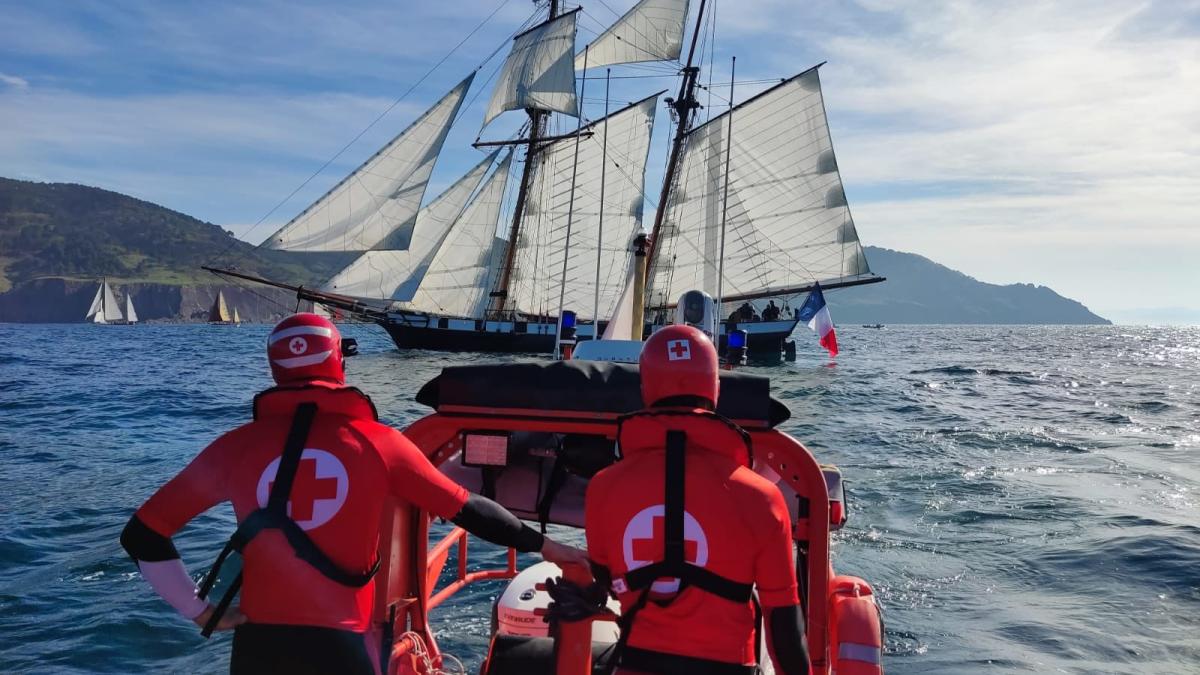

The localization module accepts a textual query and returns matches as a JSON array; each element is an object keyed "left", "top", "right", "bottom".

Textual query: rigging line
[{"left": 207, "top": 0, "right": 522, "bottom": 267}]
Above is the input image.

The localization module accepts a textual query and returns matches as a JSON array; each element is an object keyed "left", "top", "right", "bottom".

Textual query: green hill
[{"left": 0, "top": 177, "right": 343, "bottom": 291}]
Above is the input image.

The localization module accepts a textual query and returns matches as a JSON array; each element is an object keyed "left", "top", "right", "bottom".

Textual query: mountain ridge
[
  {"left": 0, "top": 177, "right": 1109, "bottom": 324},
  {"left": 828, "top": 247, "right": 1110, "bottom": 324}
]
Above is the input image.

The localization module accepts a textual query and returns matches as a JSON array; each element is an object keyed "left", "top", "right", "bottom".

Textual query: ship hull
[{"left": 376, "top": 311, "right": 798, "bottom": 356}]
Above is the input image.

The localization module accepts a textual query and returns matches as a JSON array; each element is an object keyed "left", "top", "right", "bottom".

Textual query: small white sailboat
[{"left": 85, "top": 279, "right": 135, "bottom": 324}]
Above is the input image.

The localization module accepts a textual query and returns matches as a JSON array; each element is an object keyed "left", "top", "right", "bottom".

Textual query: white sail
[
  {"left": 85, "top": 284, "right": 105, "bottom": 322},
  {"left": 124, "top": 294, "right": 138, "bottom": 323},
  {"left": 483, "top": 11, "right": 579, "bottom": 128},
  {"left": 575, "top": 0, "right": 689, "bottom": 70},
  {"left": 509, "top": 93, "right": 659, "bottom": 320},
  {"left": 262, "top": 74, "right": 474, "bottom": 252},
  {"left": 650, "top": 67, "right": 872, "bottom": 305},
  {"left": 323, "top": 151, "right": 498, "bottom": 300},
  {"left": 87, "top": 281, "right": 125, "bottom": 323},
  {"left": 601, "top": 263, "right": 638, "bottom": 340},
  {"left": 408, "top": 152, "right": 514, "bottom": 317}
]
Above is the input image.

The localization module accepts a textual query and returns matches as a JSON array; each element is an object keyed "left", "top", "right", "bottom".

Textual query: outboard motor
[
  {"left": 494, "top": 561, "right": 620, "bottom": 642},
  {"left": 674, "top": 290, "right": 717, "bottom": 341}
]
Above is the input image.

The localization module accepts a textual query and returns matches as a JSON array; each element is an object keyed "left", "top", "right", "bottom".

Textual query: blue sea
[{"left": 1, "top": 324, "right": 1197, "bottom": 674}]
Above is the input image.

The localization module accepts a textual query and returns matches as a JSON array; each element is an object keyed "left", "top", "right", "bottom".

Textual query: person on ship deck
[
  {"left": 584, "top": 324, "right": 810, "bottom": 675},
  {"left": 119, "top": 312, "right": 587, "bottom": 675}
]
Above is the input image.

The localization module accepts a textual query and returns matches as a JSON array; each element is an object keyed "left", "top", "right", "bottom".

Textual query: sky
[{"left": 1, "top": 0, "right": 1197, "bottom": 323}]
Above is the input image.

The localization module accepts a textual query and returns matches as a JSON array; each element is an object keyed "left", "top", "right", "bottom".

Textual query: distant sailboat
[
  {"left": 85, "top": 279, "right": 134, "bottom": 324},
  {"left": 207, "top": 290, "right": 239, "bottom": 325}
]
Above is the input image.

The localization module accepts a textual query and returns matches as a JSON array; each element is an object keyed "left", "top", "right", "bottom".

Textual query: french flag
[{"left": 798, "top": 283, "right": 838, "bottom": 357}]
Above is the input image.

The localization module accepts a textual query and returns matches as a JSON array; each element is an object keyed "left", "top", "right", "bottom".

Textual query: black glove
[{"left": 542, "top": 576, "right": 615, "bottom": 623}]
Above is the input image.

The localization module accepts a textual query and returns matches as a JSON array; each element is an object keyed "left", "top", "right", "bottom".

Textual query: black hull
[
  {"left": 376, "top": 313, "right": 799, "bottom": 357},
  {"left": 381, "top": 321, "right": 558, "bottom": 353}
]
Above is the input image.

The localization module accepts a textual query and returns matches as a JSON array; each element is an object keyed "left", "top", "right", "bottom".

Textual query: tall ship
[
  {"left": 85, "top": 279, "right": 137, "bottom": 325},
  {"left": 211, "top": 0, "right": 883, "bottom": 355}
]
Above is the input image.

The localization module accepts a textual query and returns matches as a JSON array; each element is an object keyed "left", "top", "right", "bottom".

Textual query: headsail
[
  {"left": 124, "top": 294, "right": 138, "bottom": 323},
  {"left": 323, "top": 151, "right": 499, "bottom": 300},
  {"left": 649, "top": 66, "right": 874, "bottom": 306},
  {"left": 483, "top": 10, "right": 579, "bottom": 128},
  {"left": 262, "top": 74, "right": 474, "bottom": 252},
  {"left": 408, "top": 152, "right": 514, "bottom": 317},
  {"left": 509, "top": 93, "right": 660, "bottom": 320},
  {"left": 575, "top": 0, "right": 689, "bottom": 70},
  {"left": 85, "top": 284, "right": 105, "bottom": 323},
  {"left": 209, "top": 290, "right": 231, "bottom": 322}
]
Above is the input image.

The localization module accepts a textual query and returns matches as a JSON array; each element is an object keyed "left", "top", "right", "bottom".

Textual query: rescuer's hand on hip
[{"left": 193, "top": 604, "right": 247, "bottom": 632}]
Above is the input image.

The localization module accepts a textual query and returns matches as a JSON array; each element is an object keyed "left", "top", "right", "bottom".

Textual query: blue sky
[{"left": 2, "top": 0, "right": 1197, "bottom": 323}]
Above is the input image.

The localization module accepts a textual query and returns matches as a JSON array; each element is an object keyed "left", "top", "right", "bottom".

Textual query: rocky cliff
[{"left": 0, "top": 277, "right": 302, "bottom": 323}]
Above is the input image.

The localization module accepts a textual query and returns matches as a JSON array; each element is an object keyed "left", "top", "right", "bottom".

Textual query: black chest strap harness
[
  {"left": 196, "top": 402, "right": 380, "bottom": 637},
  {"left": 599, "top": 425, "right": 758, "bottom": 675}
]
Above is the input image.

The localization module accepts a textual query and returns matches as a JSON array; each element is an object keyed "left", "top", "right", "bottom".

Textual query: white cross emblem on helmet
[
  {"left": 666, "top": 339, "right": 691, "bottom": 361},
  {"left": 289, "top": 336, "right": 308, "bottom": 355}
]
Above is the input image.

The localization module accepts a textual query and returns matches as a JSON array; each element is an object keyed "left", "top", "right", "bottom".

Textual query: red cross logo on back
[
  {"left": 621, "top": 505, "right": 709, "bottom": 594},
  {"left": 256, "top": 449, "right": 349, "bottom": 530},
  {"left": 269, "top": 458, "right": 339, "bottom": 522},
  {"left": 667, "top": 339, "right": 691, "bottom": 361},
  {"left": 631, "top": 516, "right": 699, "bottom": 562}
]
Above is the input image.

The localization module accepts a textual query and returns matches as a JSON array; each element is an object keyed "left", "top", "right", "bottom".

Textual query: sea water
[{"left": 0, "top": 324, "right": 1197, "bottom": 674}]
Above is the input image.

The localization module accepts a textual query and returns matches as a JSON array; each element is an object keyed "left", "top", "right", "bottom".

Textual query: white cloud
[
  {"left": 707, "top": 0, "right": 1200, "bottom": 311},
  {"left": 0, "top": 73, "right": 29, "bottom": 89}
]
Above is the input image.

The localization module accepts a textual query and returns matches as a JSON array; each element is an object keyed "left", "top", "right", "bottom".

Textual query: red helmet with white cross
[
  {"left": 267, "top": 313, "right": 344, "bottom": 386},
  {"left": 639, "top": 324, "right": 720, "bottom": 409}
]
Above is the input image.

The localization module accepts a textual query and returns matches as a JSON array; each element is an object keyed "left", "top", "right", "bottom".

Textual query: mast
[
  {"left": 645, "top": 0, "right": 708, "bottom": 299},
  {"left": 593, "top": 68, "right": 611, "bottom": 332},
  {"left": 714, "top": 56, "right": 735, "bottom": 315},
  {"left": 489, "top": 0, "right": 560, "bottom": 317}
]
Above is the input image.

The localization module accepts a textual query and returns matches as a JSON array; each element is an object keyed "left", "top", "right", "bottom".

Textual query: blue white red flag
[{"left": 797, "top": 283, "right": 838, "bottom": 357}]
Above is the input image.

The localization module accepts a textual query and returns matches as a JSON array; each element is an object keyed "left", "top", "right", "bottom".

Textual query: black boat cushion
[{"left": 416, "top": 360, "right": 790, "bottom": 428}]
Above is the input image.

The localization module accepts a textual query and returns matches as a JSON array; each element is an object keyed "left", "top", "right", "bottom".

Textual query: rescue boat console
[{"left": 371, "top": 360, "right": 883, "bottom": 675}]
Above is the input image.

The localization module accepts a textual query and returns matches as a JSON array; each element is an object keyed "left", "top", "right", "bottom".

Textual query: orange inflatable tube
[{"left": 828, "top": 575, "right": 883, "bottom": 675}]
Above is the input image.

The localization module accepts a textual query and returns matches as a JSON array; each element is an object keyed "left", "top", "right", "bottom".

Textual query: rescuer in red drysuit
[
  {"left": 120, "top": 313, "right": 587, "bottom": 674},
  {"left": 584, "top": 325, "right": 810, "bottom": 675}
]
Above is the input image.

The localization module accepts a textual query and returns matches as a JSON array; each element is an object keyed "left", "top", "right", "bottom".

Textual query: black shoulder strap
[
  {"left": 663, "top": 430, "right": 686, "bottom": 568},
  {"left": 267, "top": 402, "right": 318, "bottom": 512}
]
